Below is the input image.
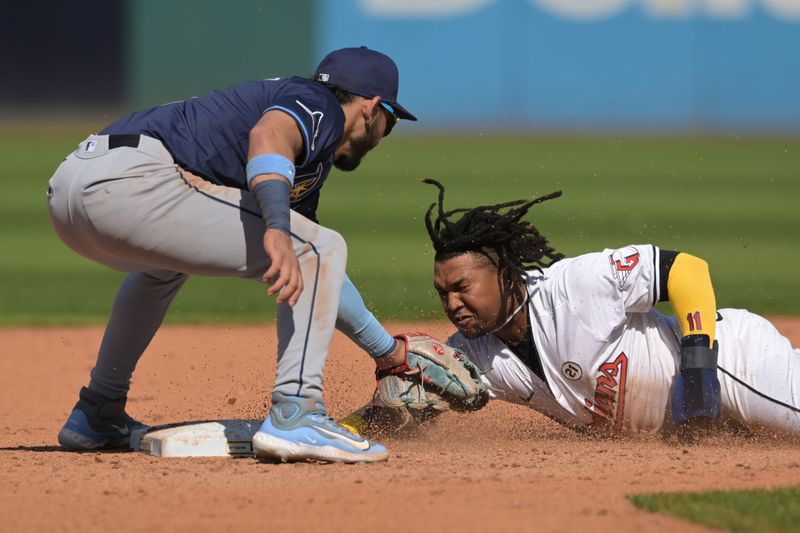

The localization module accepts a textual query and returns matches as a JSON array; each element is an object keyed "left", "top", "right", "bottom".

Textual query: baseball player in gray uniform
[
  {"left": 48, "top": 47, "right": 420, "bottom": 463},
  {"left": 422, "top": 180, "right": 800, "bottom": 438}
]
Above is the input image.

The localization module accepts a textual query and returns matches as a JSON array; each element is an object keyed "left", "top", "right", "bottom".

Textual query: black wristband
[
  {"left": 680, "top": 334, "right": 718, "bottom": 370},
  {"left": 252, "top": 179, "right": 291, "bottom": 234}
]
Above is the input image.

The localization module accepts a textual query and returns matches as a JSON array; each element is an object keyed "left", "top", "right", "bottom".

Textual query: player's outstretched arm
[
  {"left": 247, "top": 111, "right": 305, "bottom": 306},
  {"left": 337, "top": 275, "right": 491, "bottom": 409},
  {"left": 665, "top": 252, "right": 721, "bottom": 436},
  {"left": 336, "top": 273, "right": 401, "bottom": 360}
]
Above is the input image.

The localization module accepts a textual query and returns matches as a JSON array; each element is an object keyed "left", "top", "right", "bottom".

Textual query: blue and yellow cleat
[
  {"left": 58, "top": 387, "right": 148, "bottom": 451},
  {"left": 252, "top": 393, "right": 388, "bottom": 463}
]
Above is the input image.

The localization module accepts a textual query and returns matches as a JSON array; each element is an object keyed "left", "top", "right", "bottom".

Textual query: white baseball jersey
[{"left": 447, "top": 244, "right": 800, "bottom": 435}]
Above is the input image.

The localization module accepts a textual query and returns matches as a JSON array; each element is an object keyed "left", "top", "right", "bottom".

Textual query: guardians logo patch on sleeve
[{"left": 608, "top": 246, "right": 641, "bottom": 290}]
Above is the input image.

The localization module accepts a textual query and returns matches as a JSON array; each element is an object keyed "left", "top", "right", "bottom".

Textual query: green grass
[
  {"left": 2, "top": 129, "right": 799, "bottom": 325},
  {"left": 630, "top": 486, "right": 800, "bottom": 532}
]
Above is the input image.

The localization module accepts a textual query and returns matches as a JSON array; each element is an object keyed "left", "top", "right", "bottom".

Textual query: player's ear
[
  {"left": 494, "top": 264, "right": 508, "bottom": 287},
  {"left": 498, "top": 265, "right": 522, "bottom": 296},
  {"left": 363, "top": 96, "right": 381, "bottom": 122},
  {"left": 500, "top": 266, "right": 512, "bottom": 287}
]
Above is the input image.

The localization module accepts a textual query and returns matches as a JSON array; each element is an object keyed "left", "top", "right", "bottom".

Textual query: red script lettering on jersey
[{"left": 584, "top": 352, "right": 628, "bottom": 432}]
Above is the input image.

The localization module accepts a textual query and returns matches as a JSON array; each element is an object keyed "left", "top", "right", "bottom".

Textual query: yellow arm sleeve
[{"left": 666, "top": 253, "right": 716, "bottom": 346}]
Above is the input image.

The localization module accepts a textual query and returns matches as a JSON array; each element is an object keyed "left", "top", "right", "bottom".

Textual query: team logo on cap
[{"left": 317, "top": 73, "right": 330, "bottom": 82}]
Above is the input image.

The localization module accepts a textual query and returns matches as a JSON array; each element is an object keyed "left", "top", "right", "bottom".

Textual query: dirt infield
[{"left": 2, "top": 320, "right": 799, "bottom": 533}]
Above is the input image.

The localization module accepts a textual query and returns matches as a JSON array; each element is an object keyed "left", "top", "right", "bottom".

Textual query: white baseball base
[{"left": 130, "top": 420, "right": 261, "bottom": 458}]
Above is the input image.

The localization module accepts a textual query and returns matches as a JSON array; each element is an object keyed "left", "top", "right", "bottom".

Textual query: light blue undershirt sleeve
[{"left": 336, "top": 274, "right": 396, "bottom": 358}]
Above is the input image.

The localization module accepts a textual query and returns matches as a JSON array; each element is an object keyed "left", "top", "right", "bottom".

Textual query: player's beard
[
  {"left": 457, "top": 306, "right": 511, "bottom": 339},
  {"left": 334, "top": 121, "right": 381, "bottom": 171},
  {"left": 454, "top": 318, "right": 490, "bottom": 339},
  {"left": 453, "top": 302, "right": 508, "bottom": 339},
  {"left": 459, "top": 283, "right": 527, "bottom": 339}
]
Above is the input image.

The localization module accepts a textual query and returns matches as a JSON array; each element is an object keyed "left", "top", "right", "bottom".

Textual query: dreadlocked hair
[{"left": 423, "top": 178, "right": 565, "bottom": 283}]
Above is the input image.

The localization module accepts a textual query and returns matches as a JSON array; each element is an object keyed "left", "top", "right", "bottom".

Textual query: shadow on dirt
[{"left": 0, "top": 445, "right": 134, "bottom": 454}]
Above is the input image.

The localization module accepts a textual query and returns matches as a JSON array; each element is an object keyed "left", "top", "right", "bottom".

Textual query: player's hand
[
  {"left": 671, "top": 361, "right": 721, "bottom": 444},
  {"left": 262, "top": 229, "right": 303, "bottom": 306},
  {"left": 671, "top": 366, "right": 721, "bottom": 422},
  {"left": 374, "top": 337, "right": 406, "bottom": 370}
]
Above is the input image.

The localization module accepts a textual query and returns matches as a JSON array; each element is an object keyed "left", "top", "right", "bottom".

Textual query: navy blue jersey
[{"left": 101, "top": 76, "right": 345, "bottom": 221}]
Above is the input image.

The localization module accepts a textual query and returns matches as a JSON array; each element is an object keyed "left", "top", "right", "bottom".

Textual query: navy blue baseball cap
[{"left": 314, "top": 46, "right": 417, "bottom": 121}]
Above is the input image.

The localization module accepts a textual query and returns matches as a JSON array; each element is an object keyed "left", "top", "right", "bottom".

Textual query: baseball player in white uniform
[{"left": 423, "top": 179, "right": 800, "bottom": 437}]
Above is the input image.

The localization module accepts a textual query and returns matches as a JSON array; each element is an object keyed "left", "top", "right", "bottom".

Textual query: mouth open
[{"left": 452, "top": 315, "right": 473, "bottom": 326}]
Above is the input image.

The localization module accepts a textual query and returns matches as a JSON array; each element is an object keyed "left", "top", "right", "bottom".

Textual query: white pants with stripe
[{"left": 716, "top": 308, "right": 800, "bottom": 435}]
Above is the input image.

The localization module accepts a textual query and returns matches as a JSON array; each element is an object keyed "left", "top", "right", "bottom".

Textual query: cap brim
[{"left": 388, "top": 101, "right": 417, "bottom": 121}]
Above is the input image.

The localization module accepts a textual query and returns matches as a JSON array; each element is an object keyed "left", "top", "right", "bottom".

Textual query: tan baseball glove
[{"left": 341, "top": 333, "right": 490, "bottom": 436}]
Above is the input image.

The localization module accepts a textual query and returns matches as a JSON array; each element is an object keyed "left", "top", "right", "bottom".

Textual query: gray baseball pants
[{"left": 47, "top": 134, "right": 346, "bottom": 403}]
